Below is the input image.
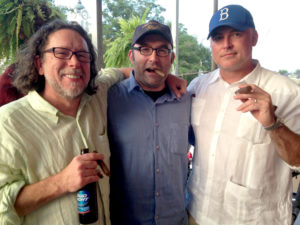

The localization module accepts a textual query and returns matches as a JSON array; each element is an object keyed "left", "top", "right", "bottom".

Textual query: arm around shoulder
[{"left": 96, "top": 68, "right": 125, "bottom": 88}]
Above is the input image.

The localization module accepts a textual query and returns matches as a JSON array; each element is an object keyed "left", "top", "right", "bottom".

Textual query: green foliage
[
  {"left": 104, "top": 11, "right": 149, "bottom": 67},
  {"left": 0, "top": 0, "right": 68, "bottom": 66},
  {"left": 279, "top": 69, "right": 288, "bottom": 75},
  {"left": 177, "top": 24, "right": 211, "bottom": 83},
  {"left": 102, "top": 0, "right": 165, "bottom": 42}
]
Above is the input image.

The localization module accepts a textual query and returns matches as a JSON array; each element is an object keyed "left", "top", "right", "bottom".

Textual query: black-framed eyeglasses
[
  {"left": 42, "top": 47, "right": 92, "bottom": 63},
  {"left": 132, "top": 46, "right": 172, "bottom": 57}
]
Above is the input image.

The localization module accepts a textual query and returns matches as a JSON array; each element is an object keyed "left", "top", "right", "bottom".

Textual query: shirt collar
[
  {"left": 237, "top": 60, "right": 262, "bottom": 86},
  {"left": 127, "top": 71, "right": 180, "bottom": 102},
  {"left": 28, "top": 91, "right": 59, "bottom": 119},
  {"left": 211, "top": 59, "right": 262, "bottom": 87},
  {"left": 27, "top": 90, "right": 91, "bottom": 123}
]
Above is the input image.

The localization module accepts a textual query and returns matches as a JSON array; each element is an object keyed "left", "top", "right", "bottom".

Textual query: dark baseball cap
[
  {"left": 131, "top": 20, "right": 173, "bottom": 47},
  {"left": 207, "top": 5, "right": 255, "bottom": 39}
]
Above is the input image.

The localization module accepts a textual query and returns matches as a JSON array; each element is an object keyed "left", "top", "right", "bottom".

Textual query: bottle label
[{"left": 77, "top": 190, "right": 91, "bottom": 214}]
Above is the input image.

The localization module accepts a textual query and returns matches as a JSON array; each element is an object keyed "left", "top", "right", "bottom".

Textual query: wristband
[{"left": 263, "top": 117, "right": 283, "bottom": 131}]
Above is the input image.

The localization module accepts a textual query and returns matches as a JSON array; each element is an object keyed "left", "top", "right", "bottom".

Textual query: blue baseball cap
[{"left": 207, "top": 5, "right": 255, "bottom": 39}]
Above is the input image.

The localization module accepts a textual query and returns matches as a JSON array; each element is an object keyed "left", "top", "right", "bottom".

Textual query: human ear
[
  {"left": 128, "top": 50, "right": 134, "bottom": 64},
  {"left": 34, "top": 55, "right": 44, "bottom": 75},
  {"left": 251, "top": 29, "right": 258, "bottom": 46},
  {"left": 171, "top": 53, "right": 175, "bottom": 64}
]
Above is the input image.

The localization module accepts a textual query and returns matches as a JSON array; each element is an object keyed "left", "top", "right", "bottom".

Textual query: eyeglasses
[
  {"left": 42, "top": 47, "right": 92, "bottom": 63},
  {"left": 132, "top": 46, "right": 172, "bottom": 57}
]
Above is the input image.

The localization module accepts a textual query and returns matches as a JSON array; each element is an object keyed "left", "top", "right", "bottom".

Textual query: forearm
[
  {"left": 14, "top": 173, "right": 67, "bottom": 217},
  {"left": 14, "top": 152, "right": 103, "bottom": 217},
  {"left": 269, "top": 124, "right": 300, "bottom": 167},
  {"left": 97, "top": 68, "right": 127, "bottom": 88}
]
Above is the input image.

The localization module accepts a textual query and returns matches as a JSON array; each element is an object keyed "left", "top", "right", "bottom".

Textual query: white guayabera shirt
[{"left": 187, "top": 61, "right": 300, "bottom": 225}]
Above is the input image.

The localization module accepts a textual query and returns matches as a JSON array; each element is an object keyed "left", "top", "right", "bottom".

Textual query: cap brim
[
  {"left": 207, "top": 23, "right": 250, "bottom": 39},
  {"left": 132, "top": 30, "right": 173, "bottom": 47}
]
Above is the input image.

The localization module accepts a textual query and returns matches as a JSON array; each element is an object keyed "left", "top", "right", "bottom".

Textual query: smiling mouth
[{"left": 63, "top": 74, "right": 82, "bottom": 79}]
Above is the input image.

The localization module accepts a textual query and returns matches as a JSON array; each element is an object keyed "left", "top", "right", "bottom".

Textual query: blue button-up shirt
[{"left": 108, "top": 73, "right": 192, "bottom": 225}]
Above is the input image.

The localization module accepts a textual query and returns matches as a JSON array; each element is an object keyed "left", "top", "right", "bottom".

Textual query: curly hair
[{"left": 13, "top": 19, "right": 98, "bottom": 95}]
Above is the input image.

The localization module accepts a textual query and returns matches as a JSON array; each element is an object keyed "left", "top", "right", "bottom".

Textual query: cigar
[
  {"left": 96, "top": 170, "right": 104, "bottom": 178},
  {"left": 97, "top": 160, "right": 111, "bottom": 176},
  {"left": 93, "top": 150, "right": 110, "bottom": 176},
  {"left": 235, "top": 86, "right": 252, "bottom": 95},
  {"left": 154, "top": 69, "right": 165, "bottom": 77}
]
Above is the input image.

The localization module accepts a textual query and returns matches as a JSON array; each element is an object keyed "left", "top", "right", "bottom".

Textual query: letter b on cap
[{"left": 219, "top": 8, "right": 229, "bottom": 21}]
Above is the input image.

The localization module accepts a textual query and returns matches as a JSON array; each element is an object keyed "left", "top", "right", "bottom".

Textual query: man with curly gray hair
[{"left": 0, "top": 19, "right": 125, "bottom": 225}]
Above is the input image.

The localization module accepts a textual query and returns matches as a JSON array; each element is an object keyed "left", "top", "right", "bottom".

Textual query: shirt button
[
  {"left": 155, "top": 215, "right": 159, "bottom": 220},
  {"left": 156, "top": 169, "right": 160, "bottom": 173},
  {"left": 156, "top": 192, "right": 159, "bottom": 196},
  {"left": 156, "top": 146, "right": 160, "bottom": 150},
  {"left": 155, "top": 122, "right": 159, "bottom": 127}
]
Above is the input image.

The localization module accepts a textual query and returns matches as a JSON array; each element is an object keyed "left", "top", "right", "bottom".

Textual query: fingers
[
  {"left": 234, "top": 84, "right": 277, "bottom": 127},
  {"left": 79, "top": 152, "right": 110, "bottom": 178},
  {"left": 234, "top": 84, "right": 270, "bottom": 107},
  {"left": 236, "top": 97, "right": 259, "bottom": 112},
  {"left": 80, "top": 152, "right": 104, "bottom": 162},
  {"left": 61, "top": 152, "right": 108, "bottom": 192},
  {"left": 177, "top": 79, "right": 187, "bottom": 96},
  {"left": 166, "top": 74, "right": 187, "bottom": 99}
]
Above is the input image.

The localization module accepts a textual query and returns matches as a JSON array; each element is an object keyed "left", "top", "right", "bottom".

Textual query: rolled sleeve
[{"left": 0, "top": 164, "right": 26, "bottom": 225}]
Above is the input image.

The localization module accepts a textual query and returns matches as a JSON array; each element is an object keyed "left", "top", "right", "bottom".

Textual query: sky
[{"left": 54, "top": 0, "right": 300, "bottom": 73}]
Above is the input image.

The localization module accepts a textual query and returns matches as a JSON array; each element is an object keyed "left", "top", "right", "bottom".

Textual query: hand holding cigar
[
  {"left": 234, "top": 86, "right": 253, "bottom": 103},
  {"left": 235, "top": 86, "right": 252, "bottom": 95},
  {"left": 97, "top": 159, "right": 110, "bottom": 176}
]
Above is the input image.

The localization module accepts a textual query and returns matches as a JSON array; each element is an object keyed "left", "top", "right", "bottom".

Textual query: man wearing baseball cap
[
  {"left": 187, "top": 4, "right": 300, "bottom": 225},
  {"left": 108, "top": 20, "right": 191, "bottom": 225}
]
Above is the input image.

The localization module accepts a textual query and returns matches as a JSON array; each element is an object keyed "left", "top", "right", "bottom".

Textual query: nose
[
  {"left": 148, "top": 50, "right": 159, "bottom": 62},
  {"left": 68, "top": 54, "right": 81, "bottom": 67},
  {"left": 223, "top": 36, "right": 233, "bottom": 49}
]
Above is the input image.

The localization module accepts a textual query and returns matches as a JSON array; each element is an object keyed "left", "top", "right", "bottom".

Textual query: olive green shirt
[{"left": 0, "top": 68, "right": 123, "bottom": 225}]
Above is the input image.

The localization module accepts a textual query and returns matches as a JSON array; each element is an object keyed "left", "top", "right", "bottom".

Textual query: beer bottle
[{"left": 77, "top": 148, "right": 98, "bottom": 224}]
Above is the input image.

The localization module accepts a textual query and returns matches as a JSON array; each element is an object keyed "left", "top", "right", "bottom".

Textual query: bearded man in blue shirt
[{"left": 107, "top": 20, "right": 192, "bottom": 225}]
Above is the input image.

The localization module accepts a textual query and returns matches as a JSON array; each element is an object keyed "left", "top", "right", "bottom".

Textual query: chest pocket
[
  {"left": 169, "top": 123, "right": 189, "bottom": 155},
  {"left": 95, "top": 128, "right": 110, "bottom": 157}
]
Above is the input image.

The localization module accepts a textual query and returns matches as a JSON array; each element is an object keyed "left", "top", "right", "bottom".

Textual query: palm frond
[
  {"left": 0, "top": 0, "right": 69, "bottom": 62},
  {"left": 104, "top": 9, "right": 150, "bottom": 67}
]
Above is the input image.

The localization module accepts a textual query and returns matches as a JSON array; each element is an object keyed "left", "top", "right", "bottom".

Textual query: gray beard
[{"left": 45, "top": 76, "right": 86, "bottom": 101}]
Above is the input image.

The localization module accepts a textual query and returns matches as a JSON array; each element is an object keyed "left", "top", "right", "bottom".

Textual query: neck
[
  {"left": 40, "top": 91, "right": 81, "bottom": 117},
  {"left": 220, "top": 60, "right": 256, "bottom": 84}
]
